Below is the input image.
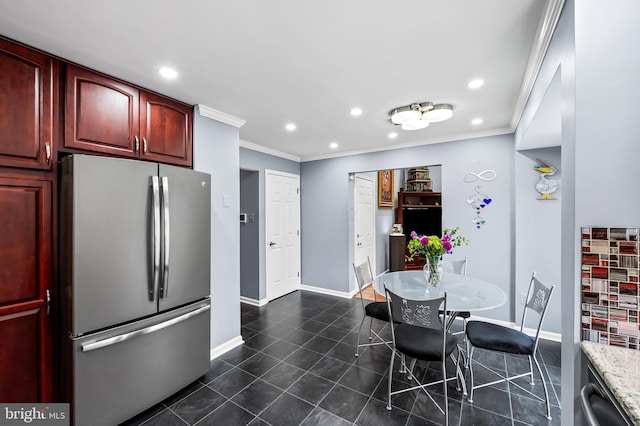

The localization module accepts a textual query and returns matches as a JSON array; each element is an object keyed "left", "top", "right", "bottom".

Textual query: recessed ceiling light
[
  {"left": 285, "top": 123, "right": 296, "bottom": 131},
  {"left": 467, "top": 79, "right": 484, "bottom": 89},
  {"left": 158, "top": 67, "right": 178, "bottom": 79},
  {"left": 329, "top": 142, "right": 339, "bottom": 149},
  {"left": 350, "top": 107, "right": 363, "bottom": 116},
  {"left": 388, "top": 132, "right": 398, "bottom": 139},
  {"left": 471, "top": 118, "right": 484, "bottom": 125}
]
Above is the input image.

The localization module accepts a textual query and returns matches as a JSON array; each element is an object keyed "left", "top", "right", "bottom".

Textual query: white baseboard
[
  {"left": 300, "top": 284, "right": 359, "bottom": 299},
  {"left": 240, "top": 296, "right": 269, "bottom": 307},
  {"left": 469, "top": 314, "right": 561, "bottom": 342},
  {"left": 210, "top": 335, "right": 244, "bottom": 360}
]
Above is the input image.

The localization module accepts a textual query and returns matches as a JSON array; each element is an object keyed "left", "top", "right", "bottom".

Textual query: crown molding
[
  {"left": 509, "top": 0, "right": 566, "bottom": 131},
  {"left": 300, "top": 127, "right": 512, "bottom": 162},
  {"left": 197, "top": 104, "right": 246, "bottom": 128},
  {"left": 240, "top": 139, "right": 301, "bottom": 162}
]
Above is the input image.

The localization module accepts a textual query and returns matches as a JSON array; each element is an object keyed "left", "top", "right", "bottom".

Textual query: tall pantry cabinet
[{"left": 0, "top": 38, "right": 55, "bottom": 402}]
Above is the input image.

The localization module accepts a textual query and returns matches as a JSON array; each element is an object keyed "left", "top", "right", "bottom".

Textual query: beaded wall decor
[{"left": 581, "top": 226, "right": 640, "bottom": 348}]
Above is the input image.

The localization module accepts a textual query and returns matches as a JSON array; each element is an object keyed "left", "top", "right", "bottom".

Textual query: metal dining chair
[
  {"left": 441, "top": 257, "right": 469, "bottom": 336},
  {"left": 466, "top": 271, "right": 555, "bottom": 420},
  {"left": 384, "top": 285, "right": 465, "bottom": 425},
  {"left": 353, "top": 257, "right": 390, "bottom": 356}
]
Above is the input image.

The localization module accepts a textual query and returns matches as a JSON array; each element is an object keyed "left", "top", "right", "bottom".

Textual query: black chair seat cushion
[
  {"left": 394, "top": 323, "right": 458, "bottom": 361},
  {"left": 466, "top": 321, "right": 534, "bottom": 355},
  {"left": 365, "top": 301, "right": 390, "bottom": 322}
]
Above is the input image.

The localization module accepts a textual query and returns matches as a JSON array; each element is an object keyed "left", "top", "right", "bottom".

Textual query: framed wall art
[{"left": 378, "top": 170, "right": 394, "bottom": 207}]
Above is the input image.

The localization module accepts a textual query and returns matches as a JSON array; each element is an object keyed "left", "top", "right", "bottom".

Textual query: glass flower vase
[{"left": 423, "top": 255, "right": 443, "bottom": 287}]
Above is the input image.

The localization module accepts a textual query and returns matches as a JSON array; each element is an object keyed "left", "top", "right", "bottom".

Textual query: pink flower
[
  {"left": 420, "top": 236, "right": 429, "bottom": 246},
  {"left": 443, "top": 240, "right": 453, "bottom": 251},
  {"left": 410, "top": 230, "right": 418, "bottom": 240}
]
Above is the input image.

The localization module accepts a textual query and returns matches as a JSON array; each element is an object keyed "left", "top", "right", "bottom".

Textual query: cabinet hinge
[
  {"left": 297, "top": 230, "right": 300, "bottom": 236},
  {"left": 297, "top": 187, "right": 300, "bottom": 194}
]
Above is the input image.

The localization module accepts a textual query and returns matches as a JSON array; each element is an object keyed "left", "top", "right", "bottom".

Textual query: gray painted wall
[
  {"left": 239, "top": 147, "right": 300, "bottom": 301},
  {"left": 301, "top": 136, "right": 514, "bottom": 323},
  {"left": 193, "top": 107, "right": 241, "bottom": 349},
  {"left": 240, "top": 170, "right": 260, "bottom": 300}
]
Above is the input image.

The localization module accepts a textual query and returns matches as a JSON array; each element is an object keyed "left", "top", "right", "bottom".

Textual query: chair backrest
[
  {"left": 441, "top": 256, "right": 467, "bottom": 276},
  {"left": 353, "top": 257, "right": 373, "bottom": 293},
  {"left": 384, "top": 286, "right": 446, "bottom": 332},
  {"left": 520, "top": 272, "right": 555, "bottom": 351},
  {"left": 353, "top": 256, "right": 375, "bottom": 305}
]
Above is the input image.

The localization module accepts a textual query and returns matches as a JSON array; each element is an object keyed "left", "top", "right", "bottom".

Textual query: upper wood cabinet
[
  {"left": 0, "top": 39, "right": 54, "bottom": 170},
  {"left": 65, "top": 64, "right": 192, "bottom": 167},
  {"left": 140, "top": 91, "right": 192, "bottom": 167}
]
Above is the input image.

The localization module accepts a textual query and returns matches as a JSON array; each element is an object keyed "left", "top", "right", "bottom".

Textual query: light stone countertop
[{"left": 581, "top": 341, "right": 640, "bottom": 425}]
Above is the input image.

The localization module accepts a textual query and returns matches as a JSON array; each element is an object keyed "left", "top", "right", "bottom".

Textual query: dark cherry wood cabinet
[
  {"left": 0, "top": 173, "right": 53, "bottom": 402},
  {"left": 66, "top": 64, "right": 192, "bottom": 167},
  {"left": 65, "top": 64, "right": 139, "bottom": 158},
  {"left": 0, "top": 39, "right": 54, "bottom": 170},
  {"left": 140, "top": 91, "right": 192, "bottom": 167}
]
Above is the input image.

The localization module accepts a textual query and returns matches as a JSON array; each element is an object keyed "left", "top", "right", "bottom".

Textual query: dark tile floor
[{"left": 121, "top": 290, "right": 561, "bottom": 426}]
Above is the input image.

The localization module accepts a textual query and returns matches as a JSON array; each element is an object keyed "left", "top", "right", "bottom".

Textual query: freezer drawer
[{"left": 70, "top": 299, "right": 210, "bottom": 426}]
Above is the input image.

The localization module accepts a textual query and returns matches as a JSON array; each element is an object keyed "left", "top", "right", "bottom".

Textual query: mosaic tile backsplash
[{"left": 582, "top": 227, "right": 640, "bottom": 348}]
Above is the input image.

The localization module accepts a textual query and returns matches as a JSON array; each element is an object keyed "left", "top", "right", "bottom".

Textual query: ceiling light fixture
[
  {"left": 350, "top": 107, "right": 363, "bottom": 116},
  {"left": 389, "top": 102, "right": 453, "bottom": 130},
  {"left": 467, "top": 79, "right": 484, "bottom": 89},
  {"left": 329, "top": 142, "right": 339, "bottom": 149},
  {"left": 471, "top": 118, "right": 484, "bottom": 125},
  {"left": 285, "top": 123, "right": 296, "bottom": 131},
  {"left": 158, "top": 67, "right": 178, "bottom": 79}
]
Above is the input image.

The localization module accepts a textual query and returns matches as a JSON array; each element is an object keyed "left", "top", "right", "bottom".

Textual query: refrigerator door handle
[
  {"left": 80, "top": 304, "right": 210, "bottom": 352},
  {"left": 160, "top": 176, "right": 170, "bottom": 298},
  {"left": 151, "top": 176, "right": 161, "bottom": 301}
]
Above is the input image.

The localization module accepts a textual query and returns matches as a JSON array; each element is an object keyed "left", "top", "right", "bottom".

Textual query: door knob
[{"left": 269, "top": 242, "right": 276, "bottom": 246}]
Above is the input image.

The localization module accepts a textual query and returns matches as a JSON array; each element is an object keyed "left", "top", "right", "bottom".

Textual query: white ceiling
[{"left": 0, "top": 0, "right": 563, "bottom": 161}]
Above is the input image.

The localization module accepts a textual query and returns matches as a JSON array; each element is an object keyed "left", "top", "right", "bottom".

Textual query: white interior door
[
  {"left": 266, "top": 170, "right": 301, "bottom": 301},
  {"left": 354, "top": 174, "right": 376, "bottom": 274}
]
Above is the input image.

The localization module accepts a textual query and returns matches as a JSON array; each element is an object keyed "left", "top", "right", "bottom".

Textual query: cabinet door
[
  {"left": 0, "top": 40, "right": 54, "bottom": 170},
  {"left": 65, "top": 64, "right": 139, "bottom": 157},
  {"left": 140, "top": 91, "right": 192, "bottom": 167},
  {"left": 0, "top": 175, "right": 52, "bottom": 402}
]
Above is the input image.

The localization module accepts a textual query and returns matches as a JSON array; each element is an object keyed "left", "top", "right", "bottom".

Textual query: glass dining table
[{"left": 373, "top": 270, "right": 507, "bottom": 327}]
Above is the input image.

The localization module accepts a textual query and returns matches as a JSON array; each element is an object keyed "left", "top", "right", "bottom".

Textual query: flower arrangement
[
  {"left": 407, "top": 227, "right": 469, "bottom": 286},
  {"left": 407, "top": 227, "right": 469, "bottom": 261}
]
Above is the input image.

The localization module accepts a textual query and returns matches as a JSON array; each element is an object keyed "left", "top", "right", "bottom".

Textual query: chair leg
[
  {"left": 387, "top": 349, "right": 396, "bottom": 411},
  {"left": 451, "top": 352, "right": 467, "bottom": 396},
  {"left": 532, "top": 355, "right": 552, "bottom": 420},
  {"left": 528, "top": 355, "right": 535, "bottom": 385},
  {"left": 368, "top": 316, "right": 374, "bottom": 340},
  {"left": 407, "top": 358, "right": 417, "bottom": 380},
  {"left": 442, "top": 358, "right": 449, "bottom": 425},
  {"left": 355, "top": 315, "right": 366, "bottom": 357},
  {"left": 467, "top": 344, "right": 475, "bottom": 403}
]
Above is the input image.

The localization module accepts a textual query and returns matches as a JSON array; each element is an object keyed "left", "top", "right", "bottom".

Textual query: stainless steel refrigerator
[{"left": 59, "top": 154, "right": 211, "bottom": 426}]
